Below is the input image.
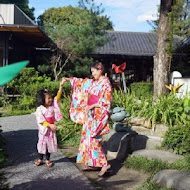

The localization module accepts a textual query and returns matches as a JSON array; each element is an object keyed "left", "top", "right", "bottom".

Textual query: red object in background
[{"left": 112, "top": 62, "right": 126, "bottom": 73}]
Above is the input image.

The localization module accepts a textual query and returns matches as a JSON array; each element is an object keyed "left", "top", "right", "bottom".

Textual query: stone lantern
[{"left": 111, "top": 107, "right": 131, "bottom": 132}]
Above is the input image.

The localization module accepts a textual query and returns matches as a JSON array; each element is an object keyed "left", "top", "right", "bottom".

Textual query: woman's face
[
  {"left": 91, "top": 67, "right": 102, "bottom": 80},
  {"left": 45, "top": 93, "right": 53, "bottom": 107}
]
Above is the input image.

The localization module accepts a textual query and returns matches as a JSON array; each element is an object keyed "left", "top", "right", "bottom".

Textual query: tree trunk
[{"left": 153, "top": 0, "right": 173, "bottom": 99}]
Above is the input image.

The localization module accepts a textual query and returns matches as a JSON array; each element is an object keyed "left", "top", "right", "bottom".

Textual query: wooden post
[{"left": 121, "top": 72, "right": 127, "bottom": 93}]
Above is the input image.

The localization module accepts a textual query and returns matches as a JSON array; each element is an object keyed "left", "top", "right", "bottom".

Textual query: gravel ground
[{"left": 0, "top": 114, "right": 95, "bottom": 190}]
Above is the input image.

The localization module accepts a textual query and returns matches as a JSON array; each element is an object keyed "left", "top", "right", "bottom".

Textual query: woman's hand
[
  {"left": 62, "top": 77, "right": 70, "bottom": 82},
  {"left": 86, "top": 103, "right": 101, "bottom": 112},
  {"left": 60, "top": 78, "right": 67, "bottom": 87}
]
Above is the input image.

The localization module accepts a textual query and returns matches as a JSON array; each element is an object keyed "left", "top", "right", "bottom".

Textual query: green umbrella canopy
[{"left": 0, "top": 60, "right": 29, "bottom": 86}]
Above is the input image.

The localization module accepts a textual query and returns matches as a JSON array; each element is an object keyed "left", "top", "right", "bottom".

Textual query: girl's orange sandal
[
  {"left": 34, "top": 159, "right": 43, "bottom": 166},
  {"left": 45, "top": 160, "right": 53, "bottom": 167}
]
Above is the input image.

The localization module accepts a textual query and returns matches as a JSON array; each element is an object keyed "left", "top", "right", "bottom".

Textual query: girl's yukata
[
  {"left": 69, "top": 76, "right": 112, "bottom": 167},
  {"left": 35, "top": 92, "right": 63, "bottom": 155}
]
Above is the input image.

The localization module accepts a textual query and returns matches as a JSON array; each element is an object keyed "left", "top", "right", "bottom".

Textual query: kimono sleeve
[
  {"left": 69, "top": 77, "right": 92, "bottom": 124},
  {"left": 99, "top": 79, "right": 112, "bottom": 114},
  {"left": 36, "top": 106, "right": 48, "bottom": 135}
]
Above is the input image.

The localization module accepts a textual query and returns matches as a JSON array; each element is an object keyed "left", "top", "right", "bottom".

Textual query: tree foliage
[
  {"left": 38, "top": 1, "right": 113, "bottom": 80},
  {"left": 149, "top": 0, "right": 190, "bottom": 37},
  {"left": 0, "top": 0, "right": 35, "bottom": 20}
]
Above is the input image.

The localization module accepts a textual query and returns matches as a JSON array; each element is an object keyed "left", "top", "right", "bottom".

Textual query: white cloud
[
  {"left": 137, "top": 11, "right": 158, "bottom": 22},
  {"left": 95, "top": 0, "right": 136, "bottom": 8},
  {"left": 95, "top": 0, "right": 160, "bottom": 31}
]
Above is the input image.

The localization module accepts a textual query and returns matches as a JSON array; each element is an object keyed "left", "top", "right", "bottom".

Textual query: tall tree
[
  {"left": 153, "top": 0, "right": 174, "bottom": 98},
  {"left": 38, "top": 3, "right": 113, "bottom": 80},
  {"left": 0, "top": 0, "right": 35, "bottom": 20}
]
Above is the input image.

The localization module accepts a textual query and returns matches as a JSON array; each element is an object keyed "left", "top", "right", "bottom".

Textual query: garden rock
[
  {"left": 153, "top": 169, "right": 190, "bottom": 190},
  {"left": 130, "top": 117, "right": 169, "bottom": 137},
  {"left": 132, "top": 150, "right": 183, "bottom": 164}
]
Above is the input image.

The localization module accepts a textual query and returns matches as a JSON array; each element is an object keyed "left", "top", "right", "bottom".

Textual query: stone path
[
  {"left": 62, "top": 147, "right": 149, "bottom": 190},
  {"left": 0, "top": 114, "right": 95, "bottom": 190}
]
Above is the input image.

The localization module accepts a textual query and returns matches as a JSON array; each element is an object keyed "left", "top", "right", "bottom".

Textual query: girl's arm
[{"left": 56, "top": 78, "right": 67, "bottom": 101}]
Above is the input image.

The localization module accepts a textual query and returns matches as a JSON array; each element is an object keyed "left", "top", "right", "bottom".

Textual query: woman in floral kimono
[
  {"left": 34, "top": 78, "right": 65, "bottom": 167},
  {"left": 64, "top": 61, "right": 112, "bottom": 177}
]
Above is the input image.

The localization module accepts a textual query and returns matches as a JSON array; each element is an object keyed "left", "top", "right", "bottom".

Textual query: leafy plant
[
  {"left": 3, "top": 68, "right": 71, "bottom": 115},
  {"left": 56, "top": 95, "right": 81, "bottom": 146},
  {"left": 163, "top": 124, "right": 190, "bottom": 154},
  {"left": 130, "top": 82, "right": 153, "bottom": 98}
]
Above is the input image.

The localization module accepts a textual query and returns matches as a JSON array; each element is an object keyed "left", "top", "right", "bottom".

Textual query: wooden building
[
  {"left": 94, "top": 31, "right": 183, "bottom": 85},
  {"left": 0, "top": 4, "right": 51, "bottom": 68}
]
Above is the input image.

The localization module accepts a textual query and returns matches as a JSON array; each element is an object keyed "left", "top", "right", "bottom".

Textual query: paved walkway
[{"left": 0, "top": 114, "right": 95, "bottom": 190}]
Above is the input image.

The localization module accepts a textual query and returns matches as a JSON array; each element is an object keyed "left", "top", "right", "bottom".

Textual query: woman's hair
[
  {"left": 37, "top": 89, "right": 52, "bottom": 106},
  {"left": 90, "top": 61, "right": 106, "bottom": 76}
]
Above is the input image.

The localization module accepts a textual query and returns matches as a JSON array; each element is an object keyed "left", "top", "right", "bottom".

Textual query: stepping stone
[
  {"left": 131, "top": 124, "right": 169, "bottom": 138},
  {"left": 132, "top": 150, "right": 183, "bottom": 164},
  {"left": 153, "top": 169, "right": 190, "bottom": 190}
]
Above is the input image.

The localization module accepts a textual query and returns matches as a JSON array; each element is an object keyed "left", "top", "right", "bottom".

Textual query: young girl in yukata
[{"left": 34, "top": 78, "right": 66, "bottom": 167}]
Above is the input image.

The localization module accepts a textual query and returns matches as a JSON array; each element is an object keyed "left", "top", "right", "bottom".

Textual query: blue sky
[{"left": 29, "top": 0, "right": 160, "bottom": 32}]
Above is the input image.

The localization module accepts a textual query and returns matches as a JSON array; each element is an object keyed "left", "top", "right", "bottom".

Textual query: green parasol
[{"left": 0, "top": 60, "right": 29, "bottom": 86}]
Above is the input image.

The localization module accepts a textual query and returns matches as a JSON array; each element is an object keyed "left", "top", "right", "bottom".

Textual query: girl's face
[
  {"left": 91, "top": 67, "right": 102, "bottom": 80},
  {"left": 45, "top": 93, "right": 53, "bottom": 107}
]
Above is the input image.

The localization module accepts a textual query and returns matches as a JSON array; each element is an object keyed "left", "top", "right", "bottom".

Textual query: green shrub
[
  {"left": 130, "top": 82, "right": 153, "bottom": 98},
  {"left": 56, "top": 95, "right": 81, "bottom": 147},
  {"left": 4, "top": 68, "right": 71, "bottom": 114},
  {"left": 163, "top": 124, "right": 190, "bottom": 154}
]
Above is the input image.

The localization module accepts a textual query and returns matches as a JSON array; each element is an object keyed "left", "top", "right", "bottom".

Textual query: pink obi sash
[
  {"left": 87, "top": 94, "right": 100, "bottom": 105},
  {"left": 45, "top": 117, "right": 55, "bottom": 124}
]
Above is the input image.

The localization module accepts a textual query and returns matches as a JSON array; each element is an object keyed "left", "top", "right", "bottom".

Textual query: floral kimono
[
  {"left": 36, "top": 97, "right": 62, "bottom": 154},
  {"left": 69, "top": 76, "right": 112, "bottom": 167}
]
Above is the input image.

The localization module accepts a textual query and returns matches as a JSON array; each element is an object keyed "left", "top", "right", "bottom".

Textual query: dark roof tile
[{"left": 96, "top": 31, "right": 183, "bottom": 56}]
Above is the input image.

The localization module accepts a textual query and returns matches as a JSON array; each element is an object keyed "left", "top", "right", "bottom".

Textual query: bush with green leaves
[
  {"left": 163, "top": 124, "right": 190, "bottom": 154},
  {"left": 113, "top": 88, "right": 190, "bottom": 155},
  {"left": 113, "top": 89, "right": 186, "bottom": 126},
  {"left": 4, "top": 68, "right": 71, "bottom": 114},
  {"left": 130, "top": 82, "right": 153, "bottom": 98}
]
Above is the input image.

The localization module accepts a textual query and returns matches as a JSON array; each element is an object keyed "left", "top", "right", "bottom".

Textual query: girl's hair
[
  {"left": 90, "top": 61, "right": 106, "bottom": 76},
  {"left": 37, "top": 89, "right": 52, "bottom": 106}
]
